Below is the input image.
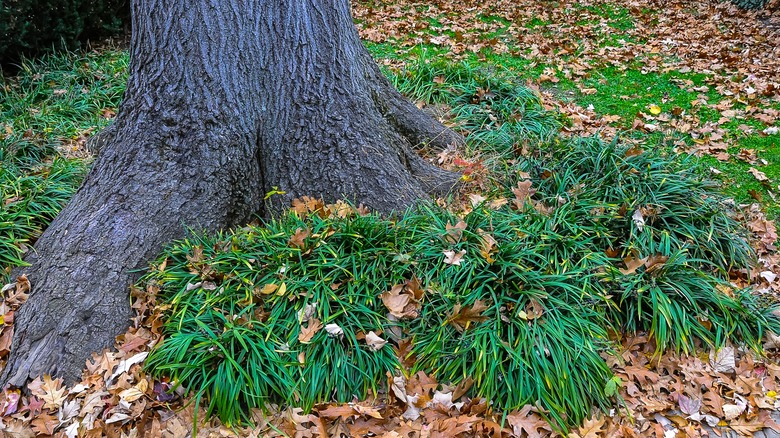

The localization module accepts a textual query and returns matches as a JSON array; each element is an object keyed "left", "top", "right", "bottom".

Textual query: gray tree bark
[{"left": 1, "top": 0, "right": 461, "bottom": 386}]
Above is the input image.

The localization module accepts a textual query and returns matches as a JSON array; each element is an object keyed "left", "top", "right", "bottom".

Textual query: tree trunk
[{"left": 1, "top": 0, "right": 461, "bottom": 386}]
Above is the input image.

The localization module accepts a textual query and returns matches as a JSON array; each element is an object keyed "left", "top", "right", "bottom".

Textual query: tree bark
[{"left": 1, "top": 0, "right": 461, "bottom": 386}]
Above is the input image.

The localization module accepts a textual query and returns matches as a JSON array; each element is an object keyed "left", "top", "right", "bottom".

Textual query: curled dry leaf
[
  {"left": 477, "top": 229, "right": 497, "bottom": 263},
  {"left": 709, "top": 346, "right": 736, "bottom": 373},
  {"left": 365, "top": 331, "right": 387, "bottom": 351},
  {"left": 324, "top": 323, "right": 343, "bottom": 338},
  {"left": 444, "top": 220, "right": 467, "bottom": 243},
  {"left": 443, "top": 249, "right": 466, "bottom": 266},
  {"left": 512, "top": 180, "right": 537, "bottom": 209},
  {"left": 381, "top": 276, "right": 424, "bottom": 319},
  {"left": 749, "top": 167, "right": 769, "bottom": 182},
  {"left": 631, "top": 209, "right": 645, "bottom": 232},
  {"left": 288, "top": 227, "right": 310, "bottom": 249}
]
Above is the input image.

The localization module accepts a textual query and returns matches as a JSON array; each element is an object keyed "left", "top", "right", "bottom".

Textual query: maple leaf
[
  {"left": 447, "top": 300, "right": 489, "bottom": 332},
  {"left": 298, "top": 318, "right": 323, "bottom": 344}
]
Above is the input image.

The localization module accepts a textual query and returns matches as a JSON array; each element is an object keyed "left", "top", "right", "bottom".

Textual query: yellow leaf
[
  {"left": 649, "top": 105, "right": 662, "bottom": 115},
  {"left": 118, "top": 387, "right": 145, "bottom": 403},
  {"left": 258, "top": 284, "right": 278, "bottom": 295}
]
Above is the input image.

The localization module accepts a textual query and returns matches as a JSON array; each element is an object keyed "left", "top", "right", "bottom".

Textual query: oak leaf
[
  {"left": 31, "top": 375, "right": 67, "bottom": 410},
  {"left": 447, "top": 300, "right": 489, "bottom": 332},
  {"left": 298, "top": 318, "right": 323, "bottom": 344},
  {"left": 506, "top": 405, "right": 552, "bottom": 438},
  {"left": 576, "top": 415, "right": 607, "bottom": 438}
]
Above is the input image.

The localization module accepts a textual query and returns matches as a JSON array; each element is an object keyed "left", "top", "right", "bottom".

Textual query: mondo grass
[
  {"left": 0, "top": 141, "right": 85, "bottom": 269},
  {"left": 390, "top": 56, "right": 562, "bottom": 154},
  {"left": 1, "top": 48, "right": 127, "bottom": 273},
  {"left": 143, "top": 148, "right": 780, "bottom": 429}
]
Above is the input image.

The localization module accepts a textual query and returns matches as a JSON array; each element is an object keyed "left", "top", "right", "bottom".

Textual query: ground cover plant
[
  {"left": 1, "top": 0, "right": 780, "bottom": 437},
  {"left": 142, "top": 121, "right": 780, "bottom": 431}
]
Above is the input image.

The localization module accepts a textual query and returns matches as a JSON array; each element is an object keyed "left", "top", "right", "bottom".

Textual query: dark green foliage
[
  {"left": 143, "top": 136, "right": 780, "bottom": 428},
  {"left": 0, "top": 0, "right": 129, "bottom": 64},
  {"left": 142, "top": 58, "right": 780, "bottom": 429},
  {"left": 0, "top": 148, "right": 85, "bottom": 268},
  {"left": 391, "top": 56, "right": 562, "bottom": 153},
  {"left": 729, "top": 0, "right": 769, "bottom": 9}
]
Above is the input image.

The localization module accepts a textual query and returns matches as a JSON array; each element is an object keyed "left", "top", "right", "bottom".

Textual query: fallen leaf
[
  {"left": 298, "top": 318, "right": 323, "bottom": 344},
  {"left": 709, "top": 346, "right": 735, "bottom": 373},
  {"left": 365, "top": 331, "right": 387, "bottom": 351},
  {"left": 444, "top": 220, "right": 467, "bottom": 243},
  {"left": 447, "top": 300, "right": 489, "bottom": 332},
  {"left": 749, "top": 167, "right": 769, "bottom": 182},
  {"left": 325, "top": 323, "right": 343, "bottom": 337},
  {"left": 443, "top": 249, "right": 466, "bottom": 266}
]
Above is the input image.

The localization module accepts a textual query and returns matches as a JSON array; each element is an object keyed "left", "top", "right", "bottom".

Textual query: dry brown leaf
[
  {"left": 576, "top": 415, "right": 607, "bottom": 438},
  {"left": 364, "top": 331, "right": 387, "bottom": 351},
  {"left": 288, "top": 227, "right": 310, "bottom": 249},
  {"left": 298, "top": 318, "right": 323, "bottom": 344},
  {"left": 749, "top": 167, "right": 769, "bottom": 182},
  {"left": 443, "top": 249, "right": 466, "bottom": 266},
  {"left": 444, "top": 220, "right": 467, "bottom": 244},
  {"left": 447, "top": 300, "right": 489, "bottom": 332}
]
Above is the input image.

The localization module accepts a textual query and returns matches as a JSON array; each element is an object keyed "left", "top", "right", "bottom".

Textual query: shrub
[
  {"left": 0, "top": 0, "right": 129, "bottom": 64},
  {"left": 729, "top": 0, "right": 768, "bottom": 9}
]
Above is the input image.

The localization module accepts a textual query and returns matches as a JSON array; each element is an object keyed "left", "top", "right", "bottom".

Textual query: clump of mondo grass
[
  {"left": 1, "top": 49, "right": 127, "bottom": 272},
  {"left": 390, "top": 55, "right": 562, "bottom": 152},
  {"left": 142, "top": 105, "right": 779, "bottom": 431},
  {"left": 143, "top": 168, "right": 779, "bottom": 430},
  {"left": 501, "top": 135, "right": 778, "bottom": 353},
  {"left": 0, "top": 140, "right": 85, "bottom": 270},
  {"left": 143, "top": 203, "right": 414, "bottom": 426}
]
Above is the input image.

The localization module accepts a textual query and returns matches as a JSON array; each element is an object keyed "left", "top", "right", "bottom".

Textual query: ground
[{"left": 1, "top": 0, "right": 780, "bottom": 436}]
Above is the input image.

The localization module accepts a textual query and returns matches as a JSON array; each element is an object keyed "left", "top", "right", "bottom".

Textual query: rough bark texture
[{"left": 1, "top": 0, "right": 461, "bottom": 386}]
